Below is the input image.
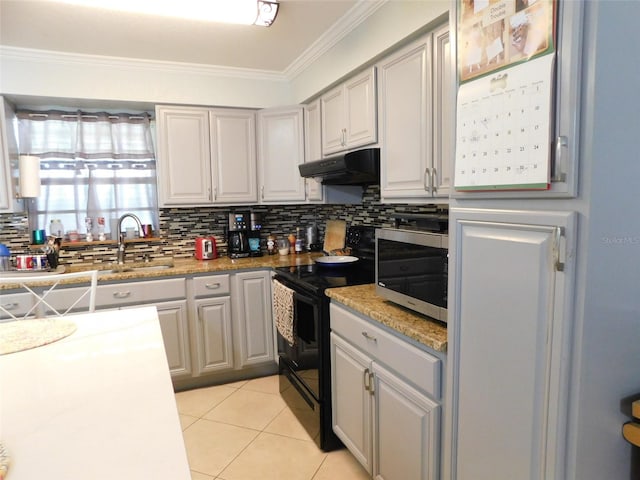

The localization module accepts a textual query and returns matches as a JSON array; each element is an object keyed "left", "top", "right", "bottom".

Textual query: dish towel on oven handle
[{"left": 272, "top": 279, "right": 296, "bottom": 346}]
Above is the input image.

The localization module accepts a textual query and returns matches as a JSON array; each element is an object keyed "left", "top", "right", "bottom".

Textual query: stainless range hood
[{"left": 299, "top": 148, "right": 380, "bottom": 185}]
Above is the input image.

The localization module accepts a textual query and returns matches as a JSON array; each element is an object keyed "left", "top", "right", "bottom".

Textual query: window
[{"left": 17, "top": 109, "right": 158, "bottom": 238}]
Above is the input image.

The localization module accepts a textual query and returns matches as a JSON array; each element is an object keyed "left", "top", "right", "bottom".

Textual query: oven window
[{"left": 277, "top": 291, "right": 321, "bottom": 399}]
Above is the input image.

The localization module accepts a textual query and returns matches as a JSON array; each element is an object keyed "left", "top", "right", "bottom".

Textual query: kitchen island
[{"left": 0, "top": 307, "right": 190, "bottom": 480}]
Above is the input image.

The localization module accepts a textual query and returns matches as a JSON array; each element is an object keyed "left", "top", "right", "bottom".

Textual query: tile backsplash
[{"left": 0, "top": 186, "right": 446, "bottom": 266}]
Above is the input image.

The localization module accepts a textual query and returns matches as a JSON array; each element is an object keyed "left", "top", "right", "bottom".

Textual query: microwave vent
[{"left": 393, "top": 213, "right": 448, "bottom": 233}]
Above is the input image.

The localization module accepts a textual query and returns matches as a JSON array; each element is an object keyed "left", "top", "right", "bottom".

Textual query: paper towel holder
[{"left": 17, "top": 155, "right": 41, "bottom": 198}]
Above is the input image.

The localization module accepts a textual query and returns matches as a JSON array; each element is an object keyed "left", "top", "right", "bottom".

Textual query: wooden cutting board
[{"left": 323, "top": 220, "right": 347, "bottom": 253}]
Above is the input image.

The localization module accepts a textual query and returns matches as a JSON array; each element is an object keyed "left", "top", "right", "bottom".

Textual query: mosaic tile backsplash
[{"left": 0, "top": 186, "right": 447, "bottom": 267}]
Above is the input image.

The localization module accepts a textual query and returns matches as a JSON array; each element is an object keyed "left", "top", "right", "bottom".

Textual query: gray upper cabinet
[
  {"left": 378, "top": 24, "right": 452, "bottom": 203},
  {"left": 0, "top": 97, "right": 20, "bottom": 212},
  {"left": 257, "top": 106, "right": 306, "bottom": 203},
  {"left": 155, "top": 105, "right": 257, "bottom": 206},
  {"left": 303, "top": 99, "right": 323, "bottom": 202},
  {"left": 432, "top": 24, "right": 454, "bottom": 199},
  {"left": 155, "top": 106, "right": 212, "bottom": 206},
  {"left": 321, "top": 67, "right": 377, "bottom": 156},
  {"left": 450, "top": 1, "right": 583, "bottom": 199},
  {"left": 209, "top": 109, "right": 258, "bottom": 204}
]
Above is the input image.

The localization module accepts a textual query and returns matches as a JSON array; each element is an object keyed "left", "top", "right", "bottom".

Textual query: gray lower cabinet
[
  {"left": 330, "top": 303, "right": 441, "bottom": 480},
  {"left": 35, "top": 277, "right": 191, "bottom": 379},
  {"left": 107, "top": 278, "right": 191, "bottom": 379},
  {"left": 189, "top": 270, "right": 275, "bottom": 383},
  {"left": 21, "top": 269, "right": 275, "bottom": 384},
  {"left": 446, "top": 208, "right": 576, "bottom": 480},
  {"left": 150, "top": 300, "right": 190, "bottom": 378},
  {"left": 232, "top": 270, "right": 274, "bottom": 368},
  {"left": 191, "top": 274, "right": 233, "bottom": 375}
]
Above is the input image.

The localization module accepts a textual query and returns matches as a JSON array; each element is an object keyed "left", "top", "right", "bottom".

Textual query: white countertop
[{"left": 0, "top": 307, "right": 191, "bottom": 480}]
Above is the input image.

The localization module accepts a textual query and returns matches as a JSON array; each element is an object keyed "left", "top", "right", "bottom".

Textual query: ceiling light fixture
[{"left": 56, "top": 0, "right": 279, "bottom": 27}]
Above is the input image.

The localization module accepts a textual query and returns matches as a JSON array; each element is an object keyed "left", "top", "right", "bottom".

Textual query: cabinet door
[
  {"left": 194, "top": 296, "right": 234, "bottom": 375},
  {"left": 156, "top": 106, "right": 212, "bottom": 206},
  {"left": 153, "top": 299, "right": 191, "bottom": 378},
  {"left": 0, "top": 97, "right": 19, "bottom": 212},
  {"left": 344, "top": 66, "right": 377, "bottom": 149},
  {"left": 448, "top": 208, "right": 575, "bottom": 480},
  {"left": 210, "top": 109, "right": 258, "bottom": 204},
  {"left": 304, "top": 100, "right": 323, "bottom": 202},
  {"left": 257, "top": 107, "right": 305, "bottom": 202},
  {"left": 233, "top": 271, "right": 274, "bottom": 367},
  {"left": 321, "top": 68, "right": 377, "bottom": 156},
  {"left": 320, "top": 85, "right": 345, "bottom": 155},
  {"left": 373, "top": 362, "right": 440, "bottom": 480},
  {"left": 432, "top": 25, "right": 453, "bottom": 198},
  {"left": 330, "top": 332, "right": 373, "bottom": 474},
  {"left": 379, "top": 35, "right": 433, "bottom": 202}
]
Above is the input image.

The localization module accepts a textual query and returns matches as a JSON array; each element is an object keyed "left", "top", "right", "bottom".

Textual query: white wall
[
  {"left": 0, "top": 1, "right": 448, "bottom": 109},
  {"left": 289, "top": 0, "right": 449, "bottom": 102},
  {"left": 0, "top": 47, "right": 293, "bottom": 109},
  {"left": 568, "top": 2, "right": 640, "bottom": 478}
]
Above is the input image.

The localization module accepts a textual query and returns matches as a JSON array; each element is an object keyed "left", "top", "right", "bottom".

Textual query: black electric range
[
  {"left": 273, "top": 225, "right": 376, "bottom": 294},
  {"left": 273, "top": 225, "right": 376, "bottom": 451}
]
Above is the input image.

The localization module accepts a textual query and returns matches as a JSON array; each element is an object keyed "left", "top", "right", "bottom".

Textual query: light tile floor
[{"left": 175, "top": 375, "right": 371, "bottom": 480}]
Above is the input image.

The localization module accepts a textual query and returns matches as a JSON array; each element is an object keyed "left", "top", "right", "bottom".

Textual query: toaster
[{"left": 195, "top": 237, "right": 217, "bottom": 260}]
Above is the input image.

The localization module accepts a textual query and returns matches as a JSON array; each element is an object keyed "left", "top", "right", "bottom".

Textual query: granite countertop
[
  {"left": 69, "top": 253, "right": 322, "bottom": 279},
  {"left": 1, "top": 253, "right": 322, "bottom": 288},
  {"left": 325, "top": 284, "right": 448, "bottom": 353},
  {"left": 2, "top": 254, "right": 448, "bottom": 353}
]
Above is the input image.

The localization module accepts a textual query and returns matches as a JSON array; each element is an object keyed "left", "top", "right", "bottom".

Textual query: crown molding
[
  {"left": 0, "top": 45, "right": 289, "bottom": 83},
  {"left": 1, "top": 1, "right": 387, "bottom": 88},
  {"left": 283, "top": 0, "right": 388, "bottom": 80}
]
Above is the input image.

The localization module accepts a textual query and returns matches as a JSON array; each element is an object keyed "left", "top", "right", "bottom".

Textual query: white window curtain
[{"left": 17, "top": 110, "right": 158, "bottom": 238}]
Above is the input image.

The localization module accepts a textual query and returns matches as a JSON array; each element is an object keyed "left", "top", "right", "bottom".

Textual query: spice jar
[{"left": 266, "top": 234, "right": 276, "bottom": 255}]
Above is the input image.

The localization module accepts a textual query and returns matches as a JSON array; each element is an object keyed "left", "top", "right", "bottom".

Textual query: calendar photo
[{"left": 458, "top": 0, "right": 555, "bottom": 84}]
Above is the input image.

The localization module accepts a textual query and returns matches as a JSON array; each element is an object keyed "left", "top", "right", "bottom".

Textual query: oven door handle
[
  {"left": 274, "top": 278, "right": 318, "bottom": 305},
  {"left": 293, "top": 291, "right": 318, "bottom": 306}
]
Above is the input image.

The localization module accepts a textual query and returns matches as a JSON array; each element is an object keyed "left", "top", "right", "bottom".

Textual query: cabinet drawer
[
  {"left": 97, "top": 278, "right": 186, "bottom": 308},
  {"left": 192, "top": 274, "right": 230, "bottom": 297},
  {"left": 40, "top": 285, "right": 92, "bottom": 313},
  {"left": 330, "top": 303, "right": 441, "bottom": 398}
]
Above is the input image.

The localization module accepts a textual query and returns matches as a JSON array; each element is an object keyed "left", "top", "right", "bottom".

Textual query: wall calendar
[{"left": 454, "top": 0, "right": 556, "bottom": 191}]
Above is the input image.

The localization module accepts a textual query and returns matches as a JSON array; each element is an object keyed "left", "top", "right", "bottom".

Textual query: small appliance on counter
[
  {"left": 195, "top": 236, "right": 217, "bottom": 260},
  {"left": 306, "top": 223, "right": 321, "bottom": 251},
  {"left": 227, "top": 211, "right": 250, "bottom": 258},
  {"left": 248, "top": 212, "right": 263, "bottom": 257}
]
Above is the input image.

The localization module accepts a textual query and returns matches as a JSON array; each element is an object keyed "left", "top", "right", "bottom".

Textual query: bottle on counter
[
  {"left": 49, "top": 219, "right": 64, "bottom": 239},
  {"left": 97, "top": 217, "right": 106, "bottom": 241},
  {"left": 288, "top": 233, "right": 296, "bottom": 254},
  {"left": 85, "top": 217, "right": 93, "bottom": 242},
  {"left": 295, "top": 227, "right": 304, "bottom": 254}
]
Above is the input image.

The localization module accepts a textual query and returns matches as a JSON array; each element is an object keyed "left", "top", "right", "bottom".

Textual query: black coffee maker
[{"left": 227, "top": 212, "right": 250, "bottom": 258}]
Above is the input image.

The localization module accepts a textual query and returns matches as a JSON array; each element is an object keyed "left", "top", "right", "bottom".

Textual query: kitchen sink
[
  {"left": 98, "top": 264, "right": 174, "bottom": 275},
  {"left": 65, "top": 259, "right": 175, "bottom": 277}
]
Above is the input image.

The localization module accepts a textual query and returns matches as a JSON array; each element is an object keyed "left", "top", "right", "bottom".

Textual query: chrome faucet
[{"left": 116, "top": 213, "right": 143, "bottom": 264}]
